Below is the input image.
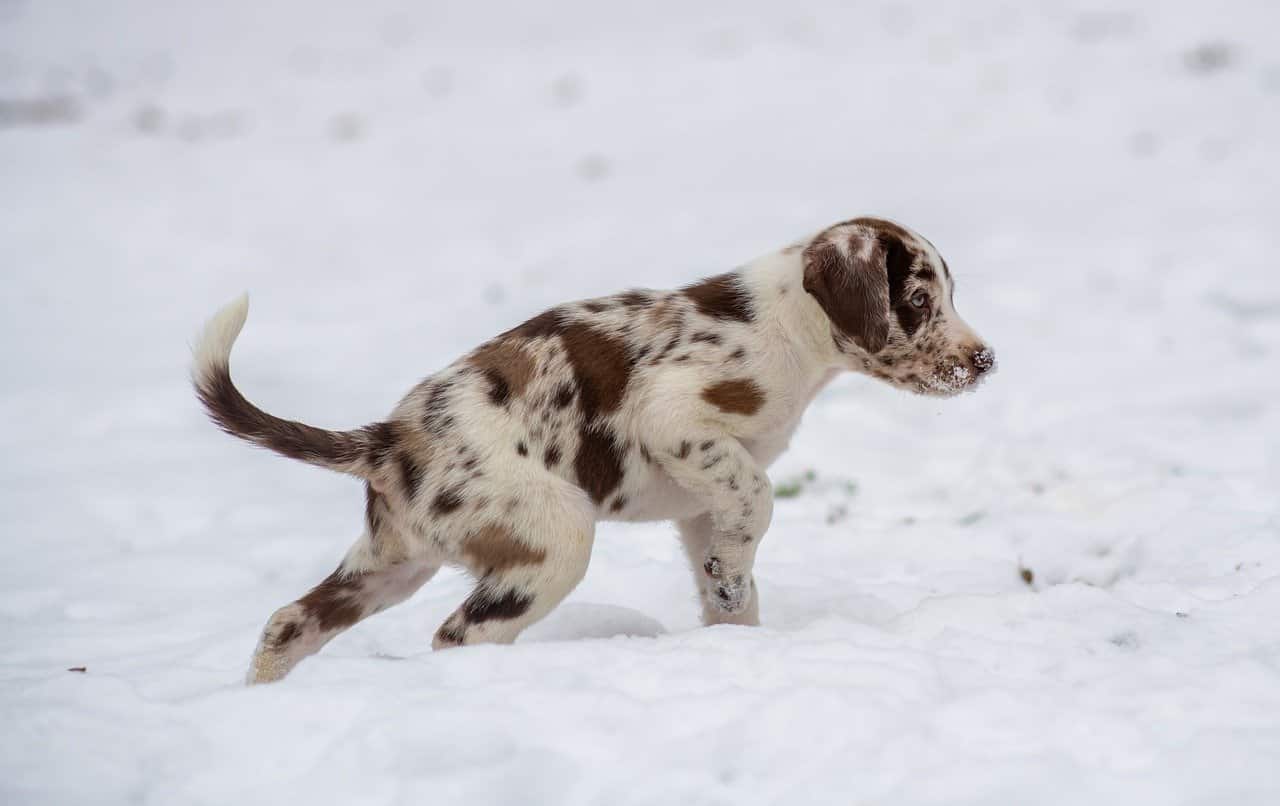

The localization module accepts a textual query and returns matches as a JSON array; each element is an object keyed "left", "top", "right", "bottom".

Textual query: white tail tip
[{"left": 192, "top": 293, "right": 250, "bottom": 383}]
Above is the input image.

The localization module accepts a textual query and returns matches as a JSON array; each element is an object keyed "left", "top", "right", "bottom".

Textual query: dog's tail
[{"left": 191, "top": 294, "right": 396, "bottom": 480}]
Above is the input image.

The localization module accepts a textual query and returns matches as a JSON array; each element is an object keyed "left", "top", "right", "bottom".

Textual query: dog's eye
[{"left": 910, "top": 292, "right": 928, "bottom": 309}]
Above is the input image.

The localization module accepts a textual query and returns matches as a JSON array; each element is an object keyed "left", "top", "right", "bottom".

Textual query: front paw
[{"left": 703, "top": 557, "right": 750, "bottom": 614}]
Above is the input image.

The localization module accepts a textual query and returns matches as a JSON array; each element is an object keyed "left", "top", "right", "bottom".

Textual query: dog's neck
[{"left": 739, "top": 246, "right": 845, "bottom": 377}]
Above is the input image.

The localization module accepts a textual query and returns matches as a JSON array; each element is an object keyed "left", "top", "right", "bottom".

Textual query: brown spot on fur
[
  {"left": 462, "top": 525, "right": 546, "bottom": 574},
  {"left": 617, "top": 290, "right": 653, "bottom": 308},
  {"left": 397, "top": 451, "right": 424, "bottom": 499},
  {"left": 432, "top": 486, "right": 465, "bottom": 515},
  {"left": 421, "top": 378, "right": 456, "bottom": 436},
  {"left": 574, "top": 425, "right": 625, "bottom": 505},
  {"left": 552, "top": 383, "right": 575, "bottom": 409},
  {"left": 676, "top": 440, "right": 692, "bottom": 459},
  {"left": 544, "top": 443, "right": 561, "bottom": 468},
  {"left": 364, "top": 421, "right": 399, "bottom": 467},
  {"left": 610, "top": 496, "right": 627, "bottom": 513},
  {"left": 702, "top": 379, "right": 765, "bottom": 416},
  {"left": 682, "top": 272, "right": 754, "bottom": 323},
  {"left": 650, "top": 330, "right": 683, "bottom": 364},
  {"left": 729, "top": 346, "right": 747, "bottom": 361},
  {"left": 690, "top": 331, "right": 723, "bottom": 345},
  {"left": 364, "top": 484, "right": 387, "bottom": 534},
  {"left": 559, "top": 322, "right": 634, "bottom": 420},
  {"left": 298, "top": 570, "right": 364, "bottom": 632},
  {"left": 516, "top": 441, "right": 528, "bottom": 457},
  {"left": 482, "top": 369, "right": 510, "bottom": 406},
  {"left": 470, "top": 339, "right": 535, "bottom": 404},
  {"left": 270, "top": 620, "right": 301, "bottom": 649},
  {"left": 462, "top": 588, "right": 534, "bottom": 623},
  {"left": 434, "top": 620, "right": 466, "bottom": 647}
]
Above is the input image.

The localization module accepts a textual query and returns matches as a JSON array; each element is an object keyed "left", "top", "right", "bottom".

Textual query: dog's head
[{"left": 802, "top": 217, "right": 994, "bottom": 396}]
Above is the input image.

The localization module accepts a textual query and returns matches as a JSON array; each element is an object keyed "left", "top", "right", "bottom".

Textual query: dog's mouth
[{"left": 916, "top": 353, "right": 997, "bottom": 397}]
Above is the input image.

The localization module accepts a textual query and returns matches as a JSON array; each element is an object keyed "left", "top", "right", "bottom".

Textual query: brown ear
[{"left": 802, "top": 229, "right": 890, "bottom": 353}]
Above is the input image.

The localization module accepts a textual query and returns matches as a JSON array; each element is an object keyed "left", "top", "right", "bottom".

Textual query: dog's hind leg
[
  {"left": 246, "top": 557, "right": 439, "bottom": 684},
  {"left": 432, "top": 487, "right": 594, "bottom": 650},
  {"left": 246, "top": 486, "right": 438, "bottom": 684}
]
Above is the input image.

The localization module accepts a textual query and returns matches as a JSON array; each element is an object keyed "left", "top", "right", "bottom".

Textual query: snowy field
[{"left": 3, "top": 0, "right": 1280, "bottom": 803}]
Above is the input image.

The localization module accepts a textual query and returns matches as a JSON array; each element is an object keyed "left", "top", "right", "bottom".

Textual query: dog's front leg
[{"left": 659, "top": 434, "right": 773, "bottom": 616}]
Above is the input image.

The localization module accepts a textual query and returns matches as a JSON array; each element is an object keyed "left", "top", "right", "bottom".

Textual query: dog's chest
[{"left": 604, "top": 407, "right": 809, "bottom": 524}]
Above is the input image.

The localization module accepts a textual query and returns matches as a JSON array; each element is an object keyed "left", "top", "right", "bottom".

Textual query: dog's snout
[{"left": 970, "top": 346, "right": 995, "bottom": 376}]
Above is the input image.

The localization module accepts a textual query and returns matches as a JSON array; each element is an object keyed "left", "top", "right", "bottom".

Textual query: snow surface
[{"left": 3, "top": 1, "right": 1280, "bottom": 803}]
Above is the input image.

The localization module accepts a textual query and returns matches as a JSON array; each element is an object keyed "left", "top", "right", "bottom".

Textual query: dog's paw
[{"left": 703, "top": 556, "right": 751, "bottom": 614}]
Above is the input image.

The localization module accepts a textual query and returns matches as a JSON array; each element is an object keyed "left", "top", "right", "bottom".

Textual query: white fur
[{"left": 191, "top": 292, "right": 249, "bottom": 384}]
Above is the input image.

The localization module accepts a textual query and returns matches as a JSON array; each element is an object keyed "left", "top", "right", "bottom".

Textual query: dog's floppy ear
[{"left": 801, "top": 226, "right": 891, "bottom": 353}]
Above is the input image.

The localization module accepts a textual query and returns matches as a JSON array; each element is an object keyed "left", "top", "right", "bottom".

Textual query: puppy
[{"left": 192, "top": 217, "right": 995, "bottom": 683}]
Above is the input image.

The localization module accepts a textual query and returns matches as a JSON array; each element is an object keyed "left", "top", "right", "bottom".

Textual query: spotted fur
[{"left": 191, "top": 216, "right": 994, "bottom": 684}]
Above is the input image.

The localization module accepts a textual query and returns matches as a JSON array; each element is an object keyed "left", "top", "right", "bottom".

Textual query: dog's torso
[{"left": 382, "top": 248, "right": 836, "bottom": 548}]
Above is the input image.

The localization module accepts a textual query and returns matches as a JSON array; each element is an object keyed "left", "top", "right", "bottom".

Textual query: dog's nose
[{"left": 970, "top": 346, "right": 995, "bottom": 376}]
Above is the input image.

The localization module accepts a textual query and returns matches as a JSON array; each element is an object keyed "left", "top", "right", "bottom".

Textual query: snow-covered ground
[{"left": 3, "top": 1, "right": 1279, "bottom": 803}]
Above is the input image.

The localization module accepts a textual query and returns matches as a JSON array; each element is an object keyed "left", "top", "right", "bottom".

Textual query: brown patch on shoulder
[
  {"left": 702, "top": 379, "right": 765, "bottom": 416},
  {"left": 298, "top": 570, "right": 365, "bottom": 631},
  {"left": 681, "top": 272, "right": 754, "bottom": 323},
  {"left": 462, "top": 524, "right": 547, "bottom": 574},
  {"left": 470, "top": 339, "right": 536, "bottom": 404},
  {"left": 559, "top": 322, "right": 634, "bottom": 420},
  {"left": 574, "top": 425, "right": 625, "bottom": 504}
]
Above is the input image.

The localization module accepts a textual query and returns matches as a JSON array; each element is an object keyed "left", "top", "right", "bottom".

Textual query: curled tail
[{"left": 191, "top": 295, "right": 397, "bottom": 480}]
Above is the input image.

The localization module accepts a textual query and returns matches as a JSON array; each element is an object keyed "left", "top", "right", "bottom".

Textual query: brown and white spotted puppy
[{"left": 192, "top": 216, "right": 994, "bottom": 684}]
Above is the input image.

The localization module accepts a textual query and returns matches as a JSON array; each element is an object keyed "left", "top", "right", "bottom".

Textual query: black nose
[{"left": 971, "top": 346, "right": 995, "bottom": 376}]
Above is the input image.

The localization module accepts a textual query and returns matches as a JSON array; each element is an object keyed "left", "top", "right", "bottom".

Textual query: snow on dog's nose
[
  {"left": 971, "top": 346, "right": 996, "bottom": 377},
  {"left": 927, "top": 345, "right": 996, "bottom": 396}
]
